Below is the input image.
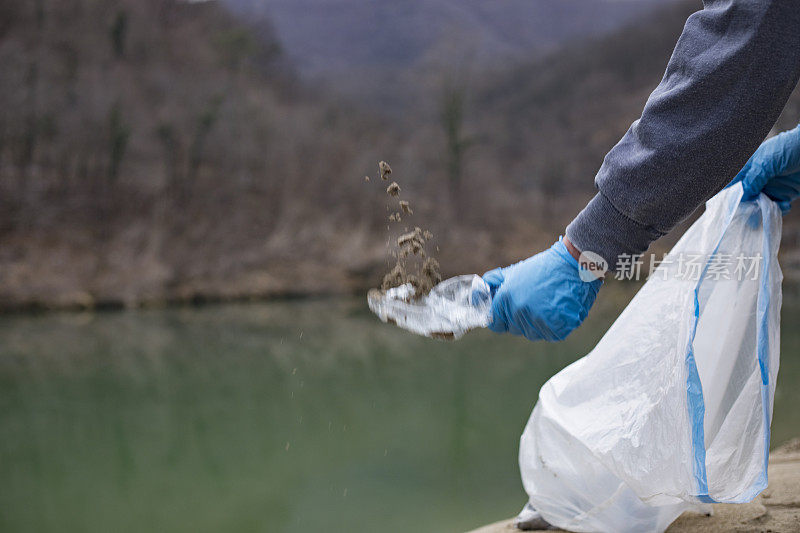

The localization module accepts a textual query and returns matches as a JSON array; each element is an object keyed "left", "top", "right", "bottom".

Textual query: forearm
[{"left": 566, "top": 0, "right": 800, "bottom": 269}]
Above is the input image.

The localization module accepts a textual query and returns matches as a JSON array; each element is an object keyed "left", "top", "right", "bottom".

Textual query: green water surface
[{"left": 0, "top": 285, "right": 798, "bottom": 532}]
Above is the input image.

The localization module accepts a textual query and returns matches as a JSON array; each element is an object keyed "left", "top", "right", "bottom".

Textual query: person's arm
[
  {"left": 566, "top": 0, "right": 800, "bottom": 269},
  {"left": 482, "top": 0, "right": 800, "bottom": 342}
]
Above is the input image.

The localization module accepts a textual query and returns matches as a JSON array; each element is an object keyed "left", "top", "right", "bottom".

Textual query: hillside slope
[
  {"left": 226, "top": 0, "right": 670, "bottom": 74},
  {"left": 1, "top": 0, "right": 799, "bottom": 310},
  {"left": 224, "top": 0, "right": 676, "bottom": 110},
  {"left": 0, "top": 0, "right": 394, "bottom": 310}
]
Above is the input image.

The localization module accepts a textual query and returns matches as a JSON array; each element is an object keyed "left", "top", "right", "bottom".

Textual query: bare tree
[{"left": 440, "top": 83, "right": 473, "bottom": 218}]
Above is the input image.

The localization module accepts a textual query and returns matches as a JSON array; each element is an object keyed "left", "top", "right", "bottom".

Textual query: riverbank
[{"left": 468, "top": 438, "right": 800, "bottom": 533}]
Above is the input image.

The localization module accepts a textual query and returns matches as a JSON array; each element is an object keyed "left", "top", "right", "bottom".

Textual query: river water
[{"left": 1, "top": 284, "right": 798, "bottom": 532}]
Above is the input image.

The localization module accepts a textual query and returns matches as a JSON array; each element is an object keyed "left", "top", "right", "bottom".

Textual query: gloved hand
[
  {"left": 482, "top": 238, "right": 602, "bottom": 342},
  {"left": 730, "top": 123, "right": 800, "bottom": 213}
]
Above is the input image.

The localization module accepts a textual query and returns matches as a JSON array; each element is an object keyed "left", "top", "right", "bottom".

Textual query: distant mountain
[
  {"left": 223, "top": 0, "right": 687, "bottom": 110},
  {"left": 225, "top": 0, "right": 678, "bottom": 76}
]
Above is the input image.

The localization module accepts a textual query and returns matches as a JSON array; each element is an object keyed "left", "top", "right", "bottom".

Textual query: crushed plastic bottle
[{"left": 367, "top": 274, "right": 492, "bottom": 340}]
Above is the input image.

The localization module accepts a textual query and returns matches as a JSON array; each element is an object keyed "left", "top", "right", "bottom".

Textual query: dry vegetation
[
  {"left": 1, "top": 0, "right": 799, "bottom": 310},
  {"left": 0, "top": 0, "right": 399, "bottom": 309}
]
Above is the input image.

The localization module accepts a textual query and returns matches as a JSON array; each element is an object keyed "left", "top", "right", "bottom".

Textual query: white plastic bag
[
  {"left": 367, "top": 274, "right": 492, "bottom": 339},
  {"left": 520, "top": 184, "right": 782, "bottom": 533}
]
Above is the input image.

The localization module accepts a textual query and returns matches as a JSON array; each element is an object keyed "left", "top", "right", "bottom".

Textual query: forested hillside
[
  {"left": 0, "top": 0, "right": 396, "bottom": 309},
  {"left": 1, "top": 0, "right": 799, "bottom": 310}
]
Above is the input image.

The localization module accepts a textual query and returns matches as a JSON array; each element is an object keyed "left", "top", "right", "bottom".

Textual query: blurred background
[
  {"left": 1, "top": 1, "right": 800, "bottom": 532},
  {"left": 3, "top": 0, "right": 800, "bottom": 309}
]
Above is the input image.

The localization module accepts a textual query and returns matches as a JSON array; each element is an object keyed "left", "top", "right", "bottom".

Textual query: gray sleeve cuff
[{"left": 565, "top": 192, "right": 664, "bottom": 272}]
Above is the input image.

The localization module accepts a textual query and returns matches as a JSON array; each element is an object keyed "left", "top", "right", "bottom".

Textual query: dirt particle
[
  {"left": 397, "top": 227, "right": 422, "bottom": 248},
  {"left": 381, "top": 264, "right": 405, "bottom": 291},
  {"left": 379, "top": 161, "right": 392, "bottom": 180},
  {"left": 422, "top": 257, "right": 442, "bottom": 285},
  {"left": 364, "top": 175, "right": 370, "bottom": 182},
  {"left": 374, "top": 161, "right": 442, "bottom": 298}
]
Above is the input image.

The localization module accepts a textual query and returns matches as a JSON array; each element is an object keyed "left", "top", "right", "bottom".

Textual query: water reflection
[{"left": 0, "top": 285, "right": 798, "bottom": 532}]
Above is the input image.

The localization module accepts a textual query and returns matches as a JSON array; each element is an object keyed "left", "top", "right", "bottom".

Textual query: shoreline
[{"left": 0, "top": 288, "right": 366, "bottom": 316}]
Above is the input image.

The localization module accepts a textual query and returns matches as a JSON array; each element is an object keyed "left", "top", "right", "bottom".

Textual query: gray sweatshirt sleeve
[{"left": 565, "top": 0, "right": 800, "bottom": 270}]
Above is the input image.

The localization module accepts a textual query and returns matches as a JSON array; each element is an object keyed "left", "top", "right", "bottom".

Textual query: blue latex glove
[
  {"left": 482, "top": 239, "right": 602, "bottom": 342},
  {"left": 730, "top": 123, "right": 800, "bottom": 213}
]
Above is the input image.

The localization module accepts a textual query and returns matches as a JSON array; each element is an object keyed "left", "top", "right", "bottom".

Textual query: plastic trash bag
[
  {"left": 520, "top": 184, "right": 782, "bottom": 533},
  {"left": 367, "top": 274, "right": 492, "bottom": 339}
]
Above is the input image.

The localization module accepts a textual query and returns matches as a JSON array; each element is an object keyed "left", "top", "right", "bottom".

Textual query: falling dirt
[
  {"left": 379, "top": 161, "right": 392, "bottom": 180},
  {"left": 367, "top": 161, "right": 442, "bottom": 298}
]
